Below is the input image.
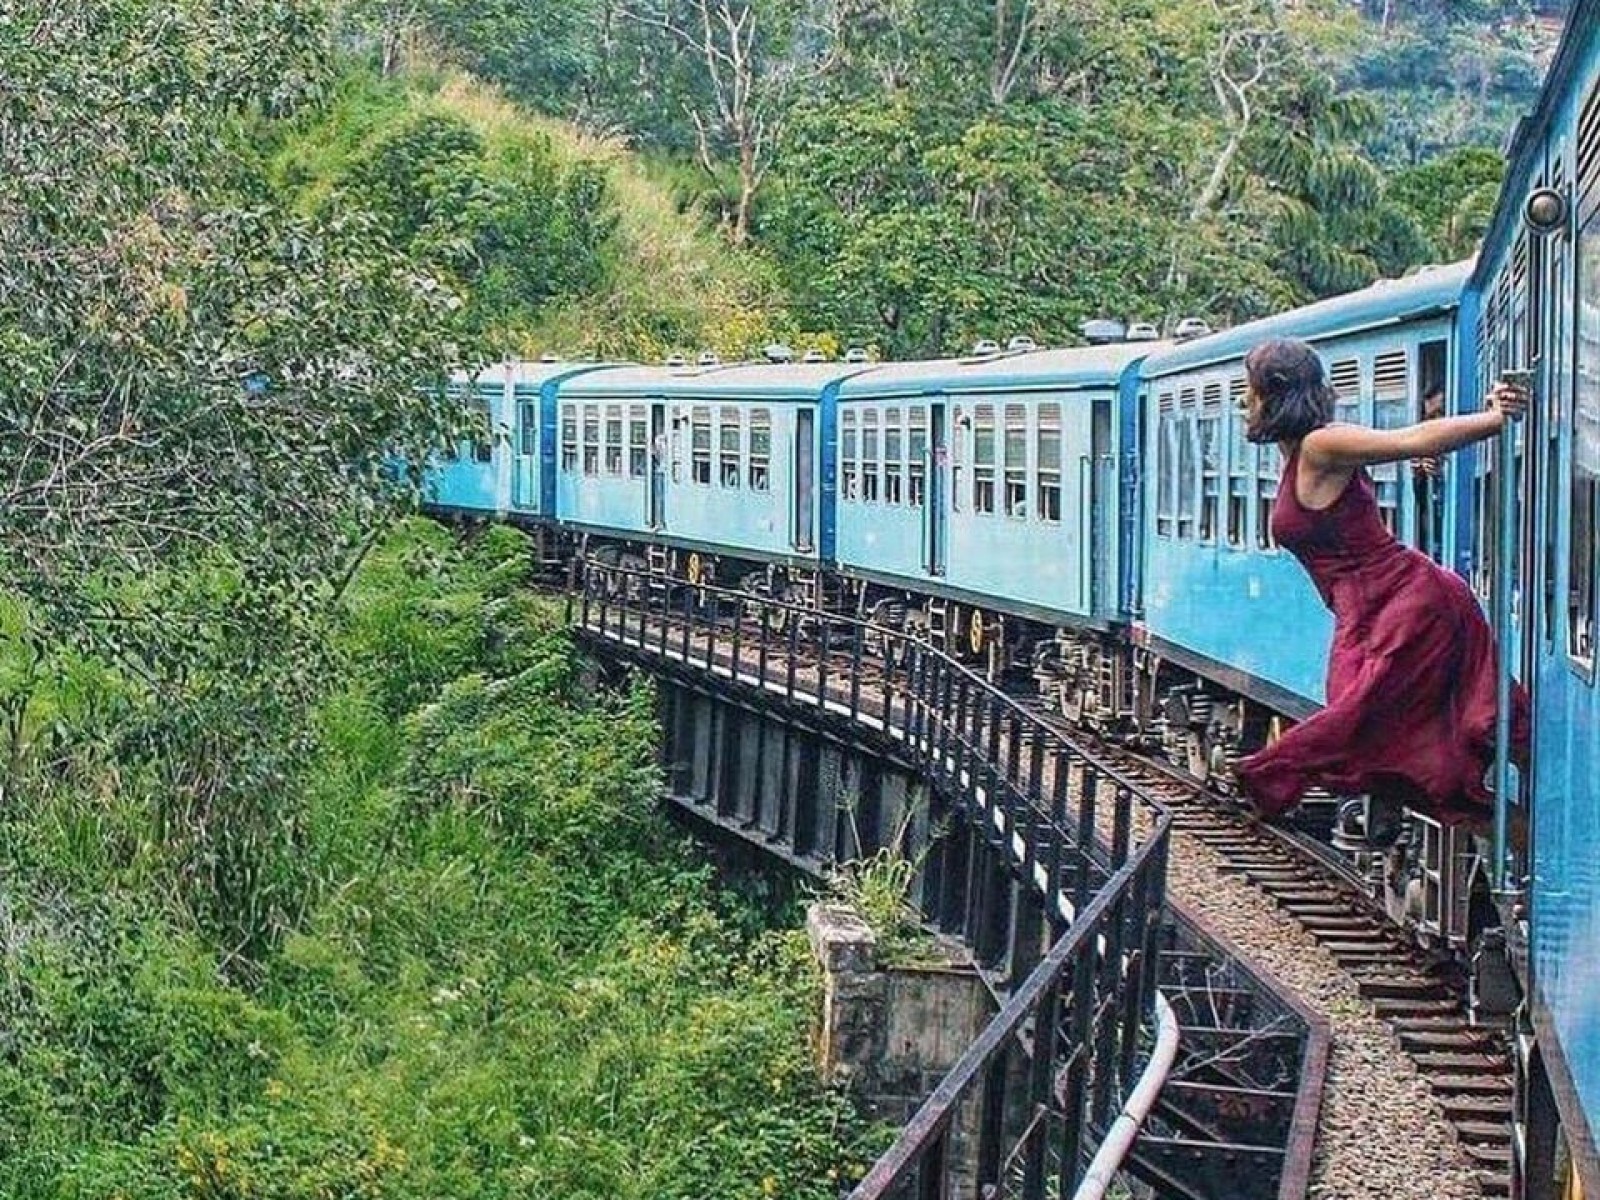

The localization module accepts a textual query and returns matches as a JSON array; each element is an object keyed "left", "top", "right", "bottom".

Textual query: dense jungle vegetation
[{"left": 0, "top": 0, "right": 1563, "bottom": 1193}]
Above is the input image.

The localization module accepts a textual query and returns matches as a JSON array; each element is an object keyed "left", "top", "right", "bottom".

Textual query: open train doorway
[
  {"left": 926, "top": 402, "right": 947, "bottom": 576},
  {"left": 648, "top": 402, "right": 667, "bottom": 529},
  {"left": 794, "top": 408, "right": 815, "bottom": 552},
  {"left": 1417, "top": 339, "right": 1448, "bottom": 562}
]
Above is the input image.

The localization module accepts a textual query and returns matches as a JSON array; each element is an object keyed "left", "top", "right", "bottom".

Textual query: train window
[
  {"left": 518, "top": 396, "right": 538, "bottom": 457},
  {"left": 719, "top": 406, "right": 741, "bottom": 488},
  {"left": 1227, "top": 378, "right": 1250, "bottom": 547},
  {"left": 973, "top": 404, "right": 996, "bottom": 514},
  {"left": 1199, "top": 384, "right": 1221, "bottom": 542},
  {"left": 605, "top": 405, "right": 624, "bottom": 475},
  {"left": 908, "top": 407, "right": 927, "bottom": 507},
  {"left": 691, "top": 406, "right": 711, "bottom": 484},
  {"left": 862, "top": 409, "right": 881, "bottom": 502},
  {"left": 1037, "top": 403, "right": 1061, "bottom": 522},
  {"left": 472, "top": 398, "right": 494, "bottom": 463},
  {"left": 1176, "top": 389, "right": 1197, "bottom": 539},
  {"left": 1570, "top": 211, "right": 1600, "bottom": 670},
  {"left": 629, "top": 406, "right": 648, "bottom": 478},
  {"left": 1330, "top": 358, "right": 1361, "bottom": 426},
  {"left": 1256, "top": 432, "right": 1279, "bottom": 550},
  {"left": 842, "top": 410, "right": 858, "bottom": 500},
  {"left": 748, "top": 408, "right": 771, "bottom": 492},
  {"left": 884, "top": 408, "right": 904, "bottom": 504},
  {"left": 561, "top": 406, "right": 578, "bottom": 472},
  {"left": 582, "top": 405, "right": 600, "bottom": 475},
  {"left": 1371, "top": 350, "right": 1409, "bottom": 535},
  {"left": 951, "top": 405, "right": 965, "bottom": 512},
  {"left": 1156, "top": 394, "right": 1175, "bottom": 538},
  {"left": 1004, "top": 403, "right": 1028, "bottom": 518}
]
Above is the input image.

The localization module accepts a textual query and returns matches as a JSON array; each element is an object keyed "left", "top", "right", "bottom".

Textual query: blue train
[{"left": 427, "top": 3, "right": 1600, "bottom": 1192}]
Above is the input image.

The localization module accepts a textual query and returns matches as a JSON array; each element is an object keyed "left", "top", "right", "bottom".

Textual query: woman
[{"left": 1232, "top": 338, "right": 1530, "bottom": 832}]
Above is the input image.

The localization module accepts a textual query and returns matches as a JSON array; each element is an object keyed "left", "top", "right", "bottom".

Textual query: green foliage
[
  {"left": 0, "top": 521, "right": 883, "bottom": 1199},
  {"left": 1387, "top": 146, "right": 1508, "bottom": 260}
]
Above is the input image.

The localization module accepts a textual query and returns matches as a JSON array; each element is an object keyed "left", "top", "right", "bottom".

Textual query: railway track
[{"left": 1041, "top": 717, "right": 1517, "bottom": 1197}]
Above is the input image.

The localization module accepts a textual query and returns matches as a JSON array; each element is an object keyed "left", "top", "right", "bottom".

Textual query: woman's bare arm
[{"left": 1302, "top": 382, "right": 1527, "bottom": 470}]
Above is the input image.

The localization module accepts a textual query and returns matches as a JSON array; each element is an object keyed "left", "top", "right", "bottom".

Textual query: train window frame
[
  {"left": 884, "top": 407, "right": 904, "bottom": 505},
  {"left": 1176, "top": 388, "right": 1197, "bottom": 540},
  {"left": 1330, "top": 358, "right": 1361, "bottom": 427},
  {"left": 1568, "top": 205, "right": 1600, "bottom": 677},
  {"left": 748, "top": 407, "right": 771, "bottom": 492},
  {"left": 862, "top": 408, "right": 881, "bottom": 503},
  {"left": 690, "top": 406, "right": 712, "bottom": 485},
  {"left": 841, "top": 409, "right": 859, "bottom": 501},
  {"left": 628, "top": 405, "right": 648, "bottom": 478},
  {"left": 561, "top": 405, "right": 578, "bottom": 473},
  {"left": 1227, "top": 378, "right": 1250, "bottom": 548},
  {"left": 718, "top": 405, "right": 742, "bottom": 489},
  {"left": 518, "top": 395, "right": 538, "bottom": 458},
  {"left": 951, "top": 405, "right": 965, "bottom": 513},
  {"left": 908, "top": 406, "right": 928, "bottom": 508},
  {"left": 1255, "top": 420, "right": 1279, "bottom": 552},
  {"left": 1198, "top": 383, "right": 1222, "bottom": 543},
  {"left": 1037, "top": 402, "right": 1062, "bottom": 523},
  {"left": 973, "top": 404, "right": 997, "bottom": 515},
  {"left": 1004, "top": 402, "right": 1028, "bottom": 519},
  {"left": 605, "top": 404, "right": 624, "bottom": 476},
  {"left": 472, "top": 397, "right": 494, "bottom": 464},
  {"left": 582, "top": 405, "right": 600, "bottom": 476},
  {"left": 1370, "top": 349, "right": 1409, "bottom": 537},
  {"left": 1156, "top": 392, "right": 1175, "bottom": 539}
]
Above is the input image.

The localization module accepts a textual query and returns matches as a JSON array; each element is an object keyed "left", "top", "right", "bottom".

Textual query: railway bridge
[{"left": 568, "top": 563, "right": 1326, "bottom": 1200}]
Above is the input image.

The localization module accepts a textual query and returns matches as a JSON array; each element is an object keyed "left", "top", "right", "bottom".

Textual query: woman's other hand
[{"left": 1489, "top": 380, "right": 1529, "bottom": 423}]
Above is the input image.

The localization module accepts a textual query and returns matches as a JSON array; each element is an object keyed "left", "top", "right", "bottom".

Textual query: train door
[
  {"left": 1416, "top": 339, "right": 1449, "bottom": 562},
  {"left": 926, "top": 402, "right": 947, "bottom": 575},
  {"left": 514, "top": 385, "right": 538, "bottom": 508},
  {"left": 794, "top": 408, "right": 815, "bottom": 551},
  {"left": 1091, "top": 398, "right": 1115, "bottom": 614},
  {"left": 648, "top": 402, "right": 667, "bottom": 528}
]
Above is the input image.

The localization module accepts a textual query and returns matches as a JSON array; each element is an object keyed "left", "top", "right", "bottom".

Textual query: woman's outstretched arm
[{"left": 1302, "top": 381, "right": 1528, "bottom": 470}]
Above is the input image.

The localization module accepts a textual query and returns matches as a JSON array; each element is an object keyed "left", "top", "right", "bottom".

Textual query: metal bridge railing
[{"left": 569, "top": 562, "right": 1173, "bottom": 1200}]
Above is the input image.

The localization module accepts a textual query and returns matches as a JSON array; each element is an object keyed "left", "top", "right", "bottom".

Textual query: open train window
[
  {"left": 1199, "top": 383, "right": 1221, "bottom": 542},
  {"left": 748, "top": 408, "right": 771, "bottom": 492},
  {"left": 561, "top": 406, "right": 577, "bottom": 472},
  {"left": 862, "top": 409, "right": 881, "bottom": 503},
  {"left": 1569, "top": 208, "right": 1600, "bottom": 673},
  {"left": 884, "top": 408, "right": 904, "bottom": 505},
  {"left": 1256, "top": 427, "right": 1279, "bottom": 551},
  {"left": 472, "top": 398, "right": 494, "bottom": 463},
  {"left": 583, "top": 405, "right": 600, "bottom": 476},
  {"left": 973, "top": 404, "right": 996, "bottom": 515},
  {"left": 908, "top": 407, "right": 927, "bottom": 508},
  {"left": 841, "top": 410, "right": 858, "bottom": 500},
  {"left": 718, "top": 406, "right": 741, "bottom": 488},
  {"left": 1037, "top": 403, "right": 1061, "bottom": 522},
  {"left": 605, "top": 404, "right": 624, "bottom": 475},
  {"left": 1370, "top": 350, "right": 1409, "bottom": 535},
  {"left": 1157, "top": 395, "right": 1176, "bottom": 537},
  {"left": 518, "top": 395, "right": 538, "bottom": 457},
  {"left": 1004, "top": 404, "right": 1028, "bottom": 518},
  {"left": 1227, "top": 378, "right": 1250, "bottom": 547},
  {"left": 1415, "top": 341, "right": 1448, "bottom": 561},
  {"left": 690, "top": 406, "right": 711, "bottom": 485},
  {"left": 629, "top": 406, "right": 648, "bottom": 478}
]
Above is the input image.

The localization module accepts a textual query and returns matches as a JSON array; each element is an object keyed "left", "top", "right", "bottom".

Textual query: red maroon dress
[{"left": 1233, "top": 446, "right": 1529, "bottom": 827}]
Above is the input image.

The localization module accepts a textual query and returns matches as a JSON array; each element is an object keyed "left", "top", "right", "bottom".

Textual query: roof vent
[
  {"left": 843, "top": 346, "right": 870, "bottom": 364},
  {"left": 1172, "top": 317, "right": 1211, "bottom": 341},
  {"left": 801, "top": 349, "right": 828, "bottom": 363},
  {"left": 1125, "top": 322, "right": 1161, "bottom": 342},
  {"left": 665, "top": 353, "right": 688, "bottom": 367},
  {"left": 697, "top": 350, "right": 720, "bottom": 366},
  {"left": 763, "top": 343, "right": 794, "bottom": 363},
  {"left": 1080, "top": 319, "right": 1126, "bottom": 345},
  {"left": 971, "top": 338, "right": 1001, "bottom": 356},
  {"left": 1006, "top": 335, "right": 1038, "bottom": 353}
]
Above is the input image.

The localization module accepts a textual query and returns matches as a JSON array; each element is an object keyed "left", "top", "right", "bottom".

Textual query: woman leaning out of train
[{"left": 1231, "top": 337, "right": 1531, "bottom": 843}]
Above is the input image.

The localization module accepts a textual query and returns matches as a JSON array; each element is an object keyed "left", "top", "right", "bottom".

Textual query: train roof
[
  {"left": 837, "top": 343, "right": 1158, "bottom": 400},
  {"left": 1471, "top": 0, "right": 1599, "bottom": 293},
  {"left": 1140, "top": 260, "right": 1474, "bottom": 379},
  {"left": 560, "top": 361, "right": 874, "bottom": 400},
  {"left": 451, "top": 361, "right": 615, "bottom": 390}
]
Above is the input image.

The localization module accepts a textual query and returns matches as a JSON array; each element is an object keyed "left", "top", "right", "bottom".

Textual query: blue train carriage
[
  {"left": 426, "top": 360, "right": 606, "bottom": 522},
  {"left": 554, "top": 360, "right": 870, "bottom": 600},
  {"left": 1472, "top": 2, "right": 1600, "bottom": 1194},
  {"left": 831, "top": 344, "right": 1150, "bottom": 725},
  {"left": 1129, "top": 261, "right": 1473, "bottom": 789}
]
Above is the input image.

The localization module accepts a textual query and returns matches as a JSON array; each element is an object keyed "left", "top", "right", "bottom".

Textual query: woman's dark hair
[{"left": 1244, "top": 338, "right": 1336, "bottom": 443}]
